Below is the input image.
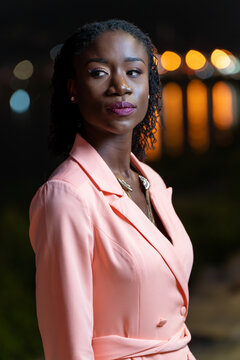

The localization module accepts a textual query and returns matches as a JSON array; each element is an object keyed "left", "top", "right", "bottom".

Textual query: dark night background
[{"left": 1, "top": 1, "right": 240, "bottom": 359}]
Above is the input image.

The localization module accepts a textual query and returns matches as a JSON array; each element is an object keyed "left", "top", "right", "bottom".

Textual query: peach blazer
[{"left": 29, "top": 134, "right": 196, "bottom": 360}]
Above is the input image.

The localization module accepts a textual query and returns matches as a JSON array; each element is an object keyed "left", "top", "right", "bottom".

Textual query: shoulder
[
  {"left": 49, "top": 155, "right": 89, "bottom": 189},
  {"left": 32, "top": 155, "right": 90, "bottom": 204},
  {"left": 29, "top": 157, "right": 91, "bottom": 221},
  {"left": 29, "top": 180, "right": 91, "bottom": 232}
]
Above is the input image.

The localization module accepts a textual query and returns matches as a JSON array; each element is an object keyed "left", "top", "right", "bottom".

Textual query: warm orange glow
[
  {"left": 212, "top": 82, "right": 233, "bottom": 130},
  {"left": 187, "top": 80, "right": 209, "bottom": 152},
  {"left": 161, "top": 51, "right": 181, "bottom": 71},
  {"left": 162, "top": 83, "right": 184, "bottom": 156},
  {"left": 153, "top": 53, "right": 159, "bottom": 67},
  {"left": 146, "top": 113, "right": 162, "bottom": 161},
  {"left": 185, "top": 50, "right": 206, "bottom": 70},
  {"left": 211, "top": 49, "right": 231, "bottom": 69}
]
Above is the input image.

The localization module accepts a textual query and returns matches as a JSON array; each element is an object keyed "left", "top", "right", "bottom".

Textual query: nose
[{"left": 106, "top": 72, "right": 132, "bottom": 96}]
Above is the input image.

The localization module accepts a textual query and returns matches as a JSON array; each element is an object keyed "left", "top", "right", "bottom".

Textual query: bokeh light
[
  {"left": 13, "top": 60, "right": 34, "bottom": 80},
  {"left": 218, "top": 55, "right": 240, "bottom": 75},
  {"left": 187, "top": 80, "right": 209, "bottom": 152},
  {"left": 162, "top": 82, "right": 184, "bottom": 156},
  {"left": 50, "top": 44, "right": 63, "bottom": 61},
  {"left": 160, "top": 51, "right": 181, "bottom": 71},
  {"left": 212, "top": 82, "right": 233, "bottom": 130},
  {"left": 185, "top": 50, "right": 206, "bottom": 70},
  {"left": 211, "top": 49, "right": 231, "bottom": 69},
  {"left": 9, "top": 89, "right": 30, "bottom": 113},
  {"left": 195, "top": 63, "right": 214, "bottom": 79}
]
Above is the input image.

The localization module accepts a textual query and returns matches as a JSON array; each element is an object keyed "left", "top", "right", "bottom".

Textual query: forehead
[{"left": 74, "top": 30, "right": 148, "bottom": 65}]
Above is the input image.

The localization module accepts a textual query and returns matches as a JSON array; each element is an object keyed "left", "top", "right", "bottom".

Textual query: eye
[
  {"left": 127, "top": 69, "right": 143, "bottom": 77},
  {"left": 88, "top": 69, "right": 108, "bottom": 78}
]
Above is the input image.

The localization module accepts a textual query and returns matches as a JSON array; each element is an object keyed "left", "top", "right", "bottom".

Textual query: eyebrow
[
  {"left": 86, "top": 57, "right": 145, "bottom": 65},
  {"left": 125, "top": 57, "right": 145, "bottom": 64}
]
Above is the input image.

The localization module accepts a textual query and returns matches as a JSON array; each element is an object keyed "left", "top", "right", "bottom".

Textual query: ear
[{"left": 67, "top": 78, "right": 76, "bottom": 98}]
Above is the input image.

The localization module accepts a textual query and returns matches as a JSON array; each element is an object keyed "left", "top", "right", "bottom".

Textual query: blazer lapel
[
  {"left": 109, "top": 189, "right": 189, "bottom": 306},
  {"left": 150, "top": 187, "right": 190, "bottom": 304}
]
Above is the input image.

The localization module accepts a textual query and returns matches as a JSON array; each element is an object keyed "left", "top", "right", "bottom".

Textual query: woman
[{"left": 29, "top": 19, "right": 195, "bottom": 360}]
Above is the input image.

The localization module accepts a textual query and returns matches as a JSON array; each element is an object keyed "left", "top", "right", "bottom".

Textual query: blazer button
[
  {"left": 180, "top": 306, "right": 187, "bottom": 316},
  {"left": 156, "top": 318, "right": 167, "bottom": 327}
]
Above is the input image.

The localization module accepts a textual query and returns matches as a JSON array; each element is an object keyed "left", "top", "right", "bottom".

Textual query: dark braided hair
[{"left": 49, "top": 19, "right": 162, "bottom": 161}]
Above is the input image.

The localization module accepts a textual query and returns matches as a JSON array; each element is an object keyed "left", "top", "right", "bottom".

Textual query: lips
[
  {"left": 108, "top": 101, "right": 135, "bottom": 109},
  {"left": 107, "top": 101, "right": 136, "bottom": 116}
]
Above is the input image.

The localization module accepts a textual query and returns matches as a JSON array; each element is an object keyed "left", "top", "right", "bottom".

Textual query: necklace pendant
[
  {"left": 139, "top": 175, "right": 150, "bottom": 190},
  {"left": 117, "top": 178, "right": 133, "bottom": 192}
]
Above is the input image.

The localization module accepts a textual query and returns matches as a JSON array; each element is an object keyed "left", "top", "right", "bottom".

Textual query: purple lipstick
[{"left": 107, "top": 101, "right": 136, "bottom": 116}]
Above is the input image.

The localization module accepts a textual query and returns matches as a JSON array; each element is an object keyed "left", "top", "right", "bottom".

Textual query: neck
[{"left": 81, "top": 127, "right": 134, "bottom": 179}]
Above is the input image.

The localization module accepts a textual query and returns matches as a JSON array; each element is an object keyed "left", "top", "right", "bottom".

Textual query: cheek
[
  {"left": 136, "top": 81, "right": 149, "bottom": 116},
  {"left": 76, "top": 85, "right": 102, "bottom": 116},
  {"left": 136, "top": 75, "right": 149, "bottom": 99},
  {"left": 77, "top": 82, "right": 98, "bottom": 103}
]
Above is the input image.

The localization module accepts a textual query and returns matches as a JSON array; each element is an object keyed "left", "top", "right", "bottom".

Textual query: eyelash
[
  {"left": 88, "top": 69, "right": 108, "bottom": 78},
  {"left": 127, "top": 69, "right": 143, "bottom": 77},
  {"left": 88, "top": 68, "right": 143, "bottom": 78}
]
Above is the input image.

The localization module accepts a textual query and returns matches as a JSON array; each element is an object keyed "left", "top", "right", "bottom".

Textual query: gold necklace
[{"left": 117, "top": 175, "right": 156, "bottom": 225}]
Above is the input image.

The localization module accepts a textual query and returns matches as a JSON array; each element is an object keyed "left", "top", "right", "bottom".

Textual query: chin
[{"left": 106, "top": 119, "right": 140, "bottom": 135}]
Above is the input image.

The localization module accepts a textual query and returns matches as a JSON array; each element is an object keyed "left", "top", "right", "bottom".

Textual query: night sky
[{"left": 2, "top": 0, "right": 240, "bottom": 65}]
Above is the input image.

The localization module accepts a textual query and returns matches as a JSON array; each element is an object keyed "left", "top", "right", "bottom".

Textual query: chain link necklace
[{"left": 117, "top": 175, "right": 156, "bottom": 225}]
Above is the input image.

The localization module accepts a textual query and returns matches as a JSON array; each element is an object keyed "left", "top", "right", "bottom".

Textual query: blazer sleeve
[{"left": 29, "top": 180, "right": 95, "bottom": 360}]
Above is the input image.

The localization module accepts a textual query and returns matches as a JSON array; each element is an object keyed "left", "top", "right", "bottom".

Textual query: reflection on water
[
  {"left": 163, "top": 82, "right": 184, "bottom": 156},
  {"left": 212, "top": 81, "right": 233, "bottom": 130},
  {"left": 187, "top": 79, "right": 209, "bottom": 152},
  {"left": 212, "top": 81, "right": 234, "bottom": 146},
  {"left": 147, "top": 80, "right": 238, "bottom": 159}
]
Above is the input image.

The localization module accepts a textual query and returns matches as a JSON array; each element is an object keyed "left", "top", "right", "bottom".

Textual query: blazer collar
[
  {"left": 69, "top": 133, "right": 152, "bottom": 196},
  {"left": 70, "top": 133, "right": 124, "bottom": 196}
]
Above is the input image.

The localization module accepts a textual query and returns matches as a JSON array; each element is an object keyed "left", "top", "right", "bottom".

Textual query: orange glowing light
[
  {"left": 146, "top": 112, "right": 162, "bottom": 161},
  {"left": 160, "top": 51, "right": 181, "bottom": 71},
  {"left": 211, "top": 49, "right": 231, "bottom": 69},
  {"left": 187, "top": 80, "right": 209, "bottom": 152},
  {"left": 185, "top": 50, "right": 206, "bottom": 70},
  {"left": 162, "top": 83, "right": 184, "bottom": 156},
  {"left": 212, "top": 82, "right": 233, "bottom": 130}
]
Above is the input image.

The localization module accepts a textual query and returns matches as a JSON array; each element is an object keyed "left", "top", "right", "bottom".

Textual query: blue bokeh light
[{"left": 9, "top": 89, "right": 30, "bottom": 113}]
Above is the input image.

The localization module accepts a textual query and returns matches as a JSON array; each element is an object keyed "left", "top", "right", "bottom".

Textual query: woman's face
[{"left": 68, "top": 30, "right": 149, "bottom": 137}]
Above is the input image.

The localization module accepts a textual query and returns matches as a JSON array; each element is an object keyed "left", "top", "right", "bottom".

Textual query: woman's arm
[{"left": 29, "top": 180, "right": 94, "bottom": 360}]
